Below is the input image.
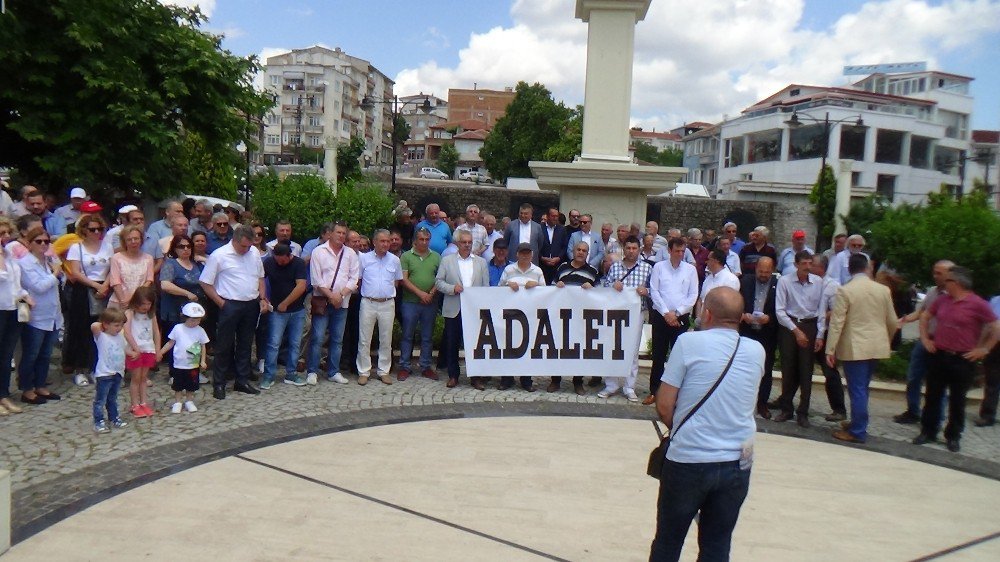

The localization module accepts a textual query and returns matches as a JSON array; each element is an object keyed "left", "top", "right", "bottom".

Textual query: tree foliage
[
  {"left": 542, "top": 105, "right": 583, "bottom": 162},
  {"left": 480, "top": 82, "right": 572, "bottom": 182},
  {"left": 437, "top": 143, "right": 459, "bottom": 177},
  {"left": 808, "top": 165, "right": 837, "bottom": 250},
  {"left": 843, "top": 194, "right": 890, "bottom": 239},
  {"left": 392, "top": 114, "right": 411, "bottom": 147},
  {"left": 336, "top": 136, "right": 366, "bottom": 182},
  {"left": 868, "top": 191, "right": 1000, "bottom": 295},
  {"left": 0, "top": 0, "right": 272, "bottom": 198},
  {"left": 177, "top": 132, "right": 240, "bottom": 201},
  {"left": 633, "top": 141, "right": 683, "bottom": 167},
  {"left": 329, "top": 179, "right": 395, "bottom": 238}
]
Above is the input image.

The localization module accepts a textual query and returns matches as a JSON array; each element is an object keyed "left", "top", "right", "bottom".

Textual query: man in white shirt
[
  {"left": 454, "top": 204, "right": 487, "bottom": 256},
  {"left": 500, "top": 243, "right": 546, "bottom": 289},
  {"left": 199, "top": 225, "right": 268, "bottom": 399},
  {"left": 646, "top": 238, "right": 699, "bottom": 405},
  {"left": 650, "top": 287, "right": 764, "bottom": 562},
  {"left": 503, "top": 203, "right": 544, "bottom": 266},
  {"left": 717, "top": 236, "right": 742, "bottom": 277},
  {"left": 646, "top": 221, "right": 668, "bottom": 255},
  {"left": 827, "top": 234, "right": 868, "bottom": 285},
  {"left": 566, "top": 213, "right": 604, "bottom": 269},
  {"left": 772, "top": 250, "right": 824, "bottom": 427},
  {"left": 434, "top": 230, "right": 490, "bottom": 388},
  {"left": 480, "top": 213, "right": 504, "bottom": 263},
  {"left": 266, "top": 220, "right": 303, "bottom": 257},
  {"left": 356, "top": 229, "right": 403, "bottom": 386},
  {"left": 697, "top": 249, "right": 741, "bottom": 320}
]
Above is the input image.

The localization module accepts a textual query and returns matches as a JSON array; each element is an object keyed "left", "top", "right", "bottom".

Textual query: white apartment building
[
  {"left": 261, "top": 46, "right": 394, "bottom": 167},
  {"left": 715, "top": 70, "right": 980, "bottom": 205}
]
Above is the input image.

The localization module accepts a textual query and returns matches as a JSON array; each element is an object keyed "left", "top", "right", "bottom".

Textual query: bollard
[{"left": 0, "top": 470, "right": 9, "bottom": 554}]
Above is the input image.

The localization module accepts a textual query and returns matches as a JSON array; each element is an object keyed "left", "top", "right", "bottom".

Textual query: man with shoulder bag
[
  {"left": 306, "top": 222, "right": 359, "bottom": 386},
  {"left": 649, "top": 287, "right": 765, "bottom": 562}
]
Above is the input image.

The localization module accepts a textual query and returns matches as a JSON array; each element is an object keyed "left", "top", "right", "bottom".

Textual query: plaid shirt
[{"left": 602, "top": 259, "right": 653, "bottom": 310}]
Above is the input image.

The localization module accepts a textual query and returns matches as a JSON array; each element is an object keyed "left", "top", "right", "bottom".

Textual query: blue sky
[{"left": 198, "top": 0, "right": 1000, "bottom": 131}]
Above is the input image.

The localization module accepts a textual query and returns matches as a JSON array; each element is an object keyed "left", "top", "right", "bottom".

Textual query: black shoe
[
  {"left": 796, "top": 414, "right": 811, "bottom": 428},
  {"left": 587, "top": 376, "right": 602, "bottom": 388},
  {"left": 37, "top": 392, "right": 61, "bottom": 401},
  {"left": 21, "top": 394, "right": 47, "bottom": 405},
  {"left": 520, "top": 383, "right": 536, "bottom": 393},
  {"left": 212, "top": 386, "right": 226, "bottom": 400},
  {"left": 773, "top": 412, "right": 793, "bottom": 423},
  {"left": 574, "top": 384, "right": 586, "bottom": 396},
  {"left": 248, "top": 372, "right": 260, "bottom": 382},
  {"left": 912, "top": 433, "right": 936, "bottom": 445},
  {"left": 766, "top": 399, "right": 782, "bottom": 410},
  {"left": 499, "top": 381, "right": 513, "bottom": 391},
  {"left": 946, "top": 439, "right": 961, "bottom": 452},
  {"left": 233, "top": 383, "right": 260, "bottom": 395},
  {"left": 974, "top": 417, "right": 995, "bottom": 427},
  {"left": 893, "top": 411, "right": 920, "bottom": 424}
]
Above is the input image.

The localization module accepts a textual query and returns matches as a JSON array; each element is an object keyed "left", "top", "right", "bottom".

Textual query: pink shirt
[
  {"left": 309, "top": 242, "right": 360, "bottom": 308},
  {"left": 929, "top": 292, "right": 997, "bottom": 353},
  {"left": 108, "top": 252, "right": 154, "bottom": 306}
]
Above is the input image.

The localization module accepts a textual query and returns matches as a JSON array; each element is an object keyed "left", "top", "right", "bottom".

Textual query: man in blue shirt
[
  {"left": 414, "top": 202, "right": 452, "bottom": 255},
  {"left": 205, "top": 212, "right": 234, "bottom": 254},
  {"left": 777, "top": 229, "right": 813, "bottom": 277},
  {"left": 487, "top": 238, "right": 509, "bottom": 286}
]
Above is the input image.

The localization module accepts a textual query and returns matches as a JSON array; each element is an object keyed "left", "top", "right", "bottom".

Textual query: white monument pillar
[
  {"left": 833, "top": 159, "right": 853, "bottom": 241},
  {"left": 530, "top": 0, "right": 686, "bottom": 228}
]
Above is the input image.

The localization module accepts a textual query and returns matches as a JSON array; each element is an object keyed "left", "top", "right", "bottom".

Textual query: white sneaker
[
  {"left": 184, "top": 400, "right": 198, "bottom": 412},
  {"left": 74, "top": 373, "right": 90, "bottom": 386},
  {"left": 329, "top": 372, "right": 348, "bottom": 384},
  {"left": 597, "top": 389, "right": 613, "bottom": 399},
  {"left": 306, "top": 372, "right": 318, "bottom": 386},
  {"left": 198, "top": 373, "right": 209, "bottom": 384},
  {"left": 624, "top": 389, "right": 639, "bottom": 403},
  {"left": 171, "top": 402, "right": 183, "bottom": 414}
]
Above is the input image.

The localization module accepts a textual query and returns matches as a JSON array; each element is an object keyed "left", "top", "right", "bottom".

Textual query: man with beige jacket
[{"left": 821, "top": 253, "right": 898, "bottom": 443}]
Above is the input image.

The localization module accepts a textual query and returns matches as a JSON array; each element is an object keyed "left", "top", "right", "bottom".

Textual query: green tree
[
  {"left": 480, "top": 81, "right": 572, "bottom": 182},
  {"left": 251, "top": 172, "right": 337, "bottom": 244},
  {"left": 437, "top": 143, "right": 459, "bottom": 177},
  {"left": 659, "top": 147, "right": 684, "bottom": 167},
  {"left": 0, "top": 0, "right": 272, "bottom": 198},
  {"left": 336, "top": 136, "right": 366, "bottom": 182},
  {"left": 843, "top": 194, "right": 890, "bottom": 239},
  {"left": 868, "top": 191, "right": 1000, "bottom": 294},
  {"left": 542, "top": 105, "right": 583, "bottom": 162},
  {"left": 330, "top": 178, "right": 395, "bottom": 237},
  {"left": 392, "top": 114, "right": 412, "bottom": 147},
  {"left": 809, "top": 165, "right": 837, "bottom": 250},
  {"left": 633, "top": 141, "right": 659, "bottom": 164},
  {"left": 632, "top": 140, "right": 683, "bottom": 167},
  {"left": 177, "top": 132, "right": 240, "bottom": 201}
]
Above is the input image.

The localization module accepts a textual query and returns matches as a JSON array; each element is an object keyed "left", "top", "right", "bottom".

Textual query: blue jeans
[
  {"left": 93, "top": 374, "right": 122, "bottom": 424},
  {"left": 842, "top": 359, "right": 876, "bottom": 441},
  {"left": 0, "top": 310, "right": 21, "bottom": 398},
  {"left": 905, "top": 341, "right": 929, "bottom": 415},
  {"left": 399, "top": 301, "right": 436, "bottom": 370},
  {"left": 264, "top": 309, "right": 305, "bottom": 383},
  {"left": 18, "top": 325, "right": 58, "bottom": 391},
  {"left": 650, "top": 459, "right": 751, "bottom": 562},
  {"left": 308, "top": 304, "right": 348, "bottom": 377}
]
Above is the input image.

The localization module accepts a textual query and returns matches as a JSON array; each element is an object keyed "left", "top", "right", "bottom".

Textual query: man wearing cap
[
  {"left": 487, "top": 238, "right": 510, "bottom": 287},
  {"left": 738, "top": 226, "right": 777, "bottom": 277},
  {"left": 499, "top": 242, "right": 546, "bottom": 392},
  {"left": 54, "top": 187, "right": 89, "bottom": 233},
  {"left": 108, "top": 205, "right": 138, "bottom": 250},
  {"left": 261, "top": 242, "right": 309, "bottom": 389},
  {"left": 199, "top": 225, "right": 268, "bottom": 399},
  {"left": 778, "top": 230, "right": 813, "bottom": 277}
]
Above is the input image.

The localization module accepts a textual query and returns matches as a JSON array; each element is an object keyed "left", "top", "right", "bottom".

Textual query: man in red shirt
[{"left": 914, "top": 266, "right": 1000, "bottom": 452}]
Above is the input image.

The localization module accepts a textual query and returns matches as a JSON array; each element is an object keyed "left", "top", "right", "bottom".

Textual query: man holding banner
[
  {"left": 552, "top": 241, "right": 600, "bottom": 395},
  {"left": 434, "top": 230, "right": 489, "bottom": 389},
  {"left": 599, "top": 236, "right": 651, "bottom": 402}
]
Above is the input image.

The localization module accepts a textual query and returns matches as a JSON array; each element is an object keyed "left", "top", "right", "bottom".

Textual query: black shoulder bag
[{"left": 646, "top": 337, "right": 742, "bottom": 480}]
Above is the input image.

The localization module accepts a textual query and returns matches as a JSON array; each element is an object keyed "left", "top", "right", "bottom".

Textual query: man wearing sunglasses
[{"left": 206, "top": 212, "right": 234, "bottom": 253}]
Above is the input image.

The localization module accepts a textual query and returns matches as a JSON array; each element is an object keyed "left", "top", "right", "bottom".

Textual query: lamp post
[
  {"left": 785, "top": 111, "right": 866, "bottom": 247},
  {"left": 360, "top": 95, "right": 432, "bottom": 192}
]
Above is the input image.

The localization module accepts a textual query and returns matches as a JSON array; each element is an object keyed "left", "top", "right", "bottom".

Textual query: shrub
[
  {"left": 329, "top": 178, "right": 395, "bottom": 238},
  {"left": 251, "top": 171, "right": 336, "bottom": 243}
]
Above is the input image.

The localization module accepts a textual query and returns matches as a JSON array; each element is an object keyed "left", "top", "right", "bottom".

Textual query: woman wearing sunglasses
[
  {"left": 64, "top": 214, "right": 113, "bottom": 386},
  {"left": 159, "top": 234, "right": 205, "bottom": 337},
  {"left": 17, "top": 227, "right": 64, "bottom": 405}
]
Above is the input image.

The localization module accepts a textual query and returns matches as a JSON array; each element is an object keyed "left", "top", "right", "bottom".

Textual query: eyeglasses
[
  {"left": 176, "top": 244, "right": 192, "bottom": 249},
  {"left": 33, "top": 239, "right": 51, "bottom": 245},
  {"left": 579, "top": 220, "right": 591, "bottom": 224},
  {"left": 86, "top": 227, "right": 103, "bottom": 233},
  {"left": 216, "top": 222, "right": 229, "bottom": 227}
]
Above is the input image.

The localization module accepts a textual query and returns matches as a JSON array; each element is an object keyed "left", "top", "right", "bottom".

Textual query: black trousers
[
  {"left": 213, "top": 299, "right": 259, "bottom": 388},
  {"left": 980, "top": 346, "right": 1000, "bottom": 423},
  {"left": 650, "top": 312, "right": 689, "bottom": 395},
  {"left": 743, "top": 330, "right": 776, "bottom": 409},
  {"left": 922, "top": 351, "right": 976, "bottom": 440},
  {"left": 778, "top": 320, "right": 817, "bottom": 415},
  {"left": 815, "top": 348, "right": 846, "bottom": 415},
  {"left": 340, "top": 294, "right": 361, "bottom": 372}
]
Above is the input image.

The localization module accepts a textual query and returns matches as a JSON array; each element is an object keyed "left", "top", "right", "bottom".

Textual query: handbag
[
  {"left": 310, "top": 247, "right": 345, "bottom": 316},
  {"left": 646, "top": 337, "right": 742, "bottom": 480},
  {"left": 17, "top": 300, "right": 31, "bottom": 323}
]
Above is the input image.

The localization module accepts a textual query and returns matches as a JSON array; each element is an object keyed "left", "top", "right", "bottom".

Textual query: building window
[
  {"left": 342, "top": 121, "right": 349, "bottom": 132},
  {"left": 267, "top": 114, "right": 279, "bottom": 125},
  {"left": 935, "top": 146, "right": 961, "bottom": 175},
  {"left": 288, "top": 134, "right": 301, "bottom": 145},
  {"left": 270, "top": 76, "right": 280, "bottom": 86},
  {"left": 747, "top": 130, "right": 782, "bottom": 163},
  {"left": 308, "top": 116, "right": 322, "bottom": 127},
  {"left": 310, "top": 136, "right": 321, "bottom": 147},
  {"left": 788, "top": 124, "right": 826, "bottom": 161},
  {"left": 851, "top": 172, "right": 862, "bottom": 187},
  {"left": 724, "top": 138, "right": 743, "bottom": 167},
  {"left": 876, "top": 174, "right": 896, "bottom": 201},
  {"left": 939, "top": 110, "right": 968, "bottom": 140},
  {"left": 281, "top": 132, "right": 288, "bottom": 144},
  {"left": 708, "top": 168, "right": 717, "bottom": 186},
  {"left": 875, "top": 129, "right": 904, "bottom": 164},
  {"left": 840, "top": 127, "right": 866, "bottom": 161},
  {"left": 266, "top": 134, "right": 280, "bottom": 145},
  {"left": 909, "top": 136, "right": 932, "bottom": 169}
]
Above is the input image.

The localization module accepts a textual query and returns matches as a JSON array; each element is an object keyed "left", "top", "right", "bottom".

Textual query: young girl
[
  {"left": 124, "top": 286, "right": 161, "bottom": 417},
  {"left": 91, "top": 308, "right": 137, "bottom": 433},
  {"left": 160, "top": 302, "right": 210, "bottom": 413}
]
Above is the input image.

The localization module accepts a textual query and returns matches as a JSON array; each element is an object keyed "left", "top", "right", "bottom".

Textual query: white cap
[
  {"left": 70, "top": 187, "right": 87, "bottom": 199},
  {"left": 181, "top": 302, "right": 206, "bottom": 318},
  {"left": 118, "top": 204, "right": 138, "bottom": 215}
]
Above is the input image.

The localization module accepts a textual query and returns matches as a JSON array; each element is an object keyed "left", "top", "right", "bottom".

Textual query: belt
[
  {"left": 364, "top": 296, "right": 394, "bottom": 303},
  {"left": 788, "top": 315, "right": 817, "bottom": 323}
]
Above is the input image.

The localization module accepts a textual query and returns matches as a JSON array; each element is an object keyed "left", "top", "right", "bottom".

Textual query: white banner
[{"left": 459, "top": 286, "right": 643, "bottom": 377}]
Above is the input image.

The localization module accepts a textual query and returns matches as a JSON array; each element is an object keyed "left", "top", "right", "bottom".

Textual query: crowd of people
[{"left": 0, "top": 184, "right": 997, "bottom": 453}]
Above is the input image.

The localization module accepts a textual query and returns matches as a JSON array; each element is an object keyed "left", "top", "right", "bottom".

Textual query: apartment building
[
  {"left": 447, "top": 86, "right": 515, "bottom": 126},
  {"left": 261, "top": 46, "right": 394, "bottom": 167}
]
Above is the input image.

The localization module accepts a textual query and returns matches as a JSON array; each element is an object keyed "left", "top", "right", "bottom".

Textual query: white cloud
[
  {"left": 423, "top": 27, "right": 451, "bottom": 50},
  {"left": 160, "top": 0, "right": 215, "bottom": 18},
  {"left": 395, "top": 0, "right": 1000, "bottom": 130}
]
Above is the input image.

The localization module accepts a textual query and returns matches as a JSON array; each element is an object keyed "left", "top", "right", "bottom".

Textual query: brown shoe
[
  {"left": 774, "top": 412, "right": 793, "bottom": 423},
  {"left": 546, "top": 381, "right": 559, "bottom": 392},
  {"left": 422, "top": 368, "right": 439, "bottom": 381},
  {"left": 840, "top": 420, "right": 851, "bottom": 430},
  {"left": 357, "top": 375, "right": 369, "bottom": 386},
  {"left": 446, "top": 378, "right": 458, "bottom": 388},
  {"left": 379, "top": 375, "right": 393, "bottom": 385},
  {"left": 832, "top": 429, "right": 864, "bottom": 444},
  {"left": 756, "top": 406, "right": 772, "bottom": 420},
  {"left": 574, "top": 384, "right": 586, "bottom": 396},
  {"left": 641, "top": 394, "right": 656, "bottom": 406},
  {"left": 397, "top": 369, "right": 411, "bottom": 382},
  {"left": 587, "top": 377, "right": 602, "bottom": 387},
  {"left": 472, "top": 379, "right": 486, "bottom": 391}
]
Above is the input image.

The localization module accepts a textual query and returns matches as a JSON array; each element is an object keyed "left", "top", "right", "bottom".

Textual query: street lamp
[
  {"left": 785, "top": 111, "right": 866, "bottom": 247},
  {"left": 360, "top": 94, "right": 432, "bottom": 192}
]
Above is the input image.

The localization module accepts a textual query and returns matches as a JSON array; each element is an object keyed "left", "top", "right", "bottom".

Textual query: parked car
[
  {"left": 418, "top": 167, "right": 448, "bottom": 180},
  {"left": 459, "top": 170, "right": 493, "bottom": 183}
]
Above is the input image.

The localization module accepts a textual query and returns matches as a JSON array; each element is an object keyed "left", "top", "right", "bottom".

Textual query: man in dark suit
[
  {"left": 739, "top": 256, "right": 778, "bottom": 419},
  {"left": 503, "top": 202, "right": 545, "bottom": 265},
  {"left": 538, "top": 206, "right": 569, "bottom": 284}
]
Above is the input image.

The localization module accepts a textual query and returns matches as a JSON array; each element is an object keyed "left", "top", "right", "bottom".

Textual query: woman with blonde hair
[{"left": 108, "top": 224, "right": 153, "bottom": 308}]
